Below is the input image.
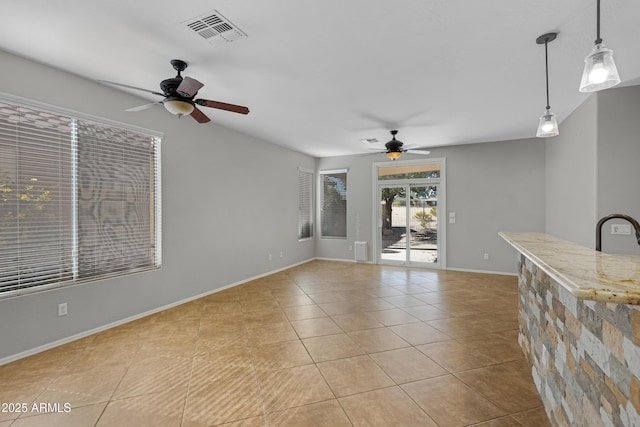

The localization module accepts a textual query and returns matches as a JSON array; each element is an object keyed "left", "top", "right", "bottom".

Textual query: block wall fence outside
[{"left": 517, "top": 254, "right": 640, "bottom": 426}]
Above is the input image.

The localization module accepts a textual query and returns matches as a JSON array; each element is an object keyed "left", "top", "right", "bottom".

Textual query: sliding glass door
[
  {"left": 375, "top": 160, "right": 443, "bottom": 268},
  {"left": 379, "top": 184, "right": 439, "bottom": 266}
]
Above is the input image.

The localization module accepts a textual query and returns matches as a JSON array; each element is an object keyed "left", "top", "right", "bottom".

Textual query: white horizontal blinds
[
  {"left": 0, "top": 102, "right": 75, "bottom": 293},
  {"left": 320, "top": 169, "right": 347, "bottom": 238},
  {"left": 152, "top": 137, "right": 161, "bottom": 267},
  {"left": 298, "top": 169, "right": 313, "bottom": 239},
  {"left": 75, "top": 120, "right": 158, "bottom": 278},
  {"left": 0, "top": 96, "right": 161, "bottom": 298}
]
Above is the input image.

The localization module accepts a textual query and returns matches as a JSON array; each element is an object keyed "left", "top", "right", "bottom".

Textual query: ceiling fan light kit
[
  {"left": 164, "top": 98, "right": 195, "bottom": 117},
  {"left": 98, "top": 59, "right": 249, "bottom": 124},
  {"left": 536, "top": 32, "right": 559, "bottom": 138},
  {"left": 386, "top": 150, "right": 403, "bottom": 160},
  {"left": 579, "top": 0, "right": 621, "bottom": 92}
]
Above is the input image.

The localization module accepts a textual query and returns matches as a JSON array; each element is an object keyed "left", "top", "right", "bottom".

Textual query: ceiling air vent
[{"left": 183, "top": 10, "right": 247, "bottom": 43}]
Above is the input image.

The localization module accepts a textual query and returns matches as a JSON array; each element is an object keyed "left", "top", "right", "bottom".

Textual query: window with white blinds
[
  {"left": 0, "top": 97, "right": 161, "bottom": 298},
  {"left": 297, "top": 168, "right": 313, "bottom": 240},
  {"left": 320, "top": 169, "right": 347, "bottom": 238}
]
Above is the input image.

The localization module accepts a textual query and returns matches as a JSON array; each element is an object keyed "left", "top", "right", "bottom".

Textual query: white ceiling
[{"left": 2, "top": 0, "right": 639, "bottom": 158}]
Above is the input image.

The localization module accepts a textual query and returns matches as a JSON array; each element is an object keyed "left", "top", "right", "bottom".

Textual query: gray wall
[
  {"left": 317, "top": 138, "right": 546, "bottom": 274},
  {"left": 545, "top": 95, "right": 598, "bottom": 247},
  {"left": 596, "top": 85, "right": 640, "bottom": 254},
  {"left": 545, "top": 85, "right": 640, "bottom": 254},
  {"left": 0, "top": 50, "right": 316, "bottom": 360}
]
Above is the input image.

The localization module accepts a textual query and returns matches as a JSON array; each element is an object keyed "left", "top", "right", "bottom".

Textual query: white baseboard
[
  {"left": 446, "top": 267, "right": 517, "bottom": 276},
  {"left": 0, "top": 258, "right": 315, "bottom": 366},
  {"left": 314, "top": 257, "right": 376, "bottom": 264},
  {"left": 314, "top": 257, "right": 514, "bottom": 275},
  {"left": 315, "top": 258, "right": 515, "bottom": 275},
  {"left": 315, "top": 257, "right": 353, "bottom": 263}
]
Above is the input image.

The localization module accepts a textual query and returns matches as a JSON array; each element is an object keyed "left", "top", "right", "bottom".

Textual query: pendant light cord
[
  {"left": 595, "top": 0, "right": 603, "bottom": 44},
  {"left": 544, "top": 40, "right": 550, "bottom": 110}
]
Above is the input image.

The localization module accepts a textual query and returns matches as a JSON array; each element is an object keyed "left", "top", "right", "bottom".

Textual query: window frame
[{"left": 0, "top": 92, "right": 162, "bottom": 299}]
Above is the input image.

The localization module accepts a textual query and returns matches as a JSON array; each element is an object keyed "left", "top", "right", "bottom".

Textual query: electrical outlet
[
  {"left": 58, "top": 302, "right": 68, "bottom": 317},
  {"left": 268, "top": 254, "right": 272, "bottom": 261},
  {"left": 483, "top": 253, "right": 489, "bottom": 260},
  {"left": 279, "top": 251, "right": 284, "bottom": 258},
  {"left": 611, "top": 224, "right": 632, "bottom": 235}
]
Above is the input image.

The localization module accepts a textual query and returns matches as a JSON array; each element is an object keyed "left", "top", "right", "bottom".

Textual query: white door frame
[{"left": 372, "top": 157, "right": 446, "bottom": 269}]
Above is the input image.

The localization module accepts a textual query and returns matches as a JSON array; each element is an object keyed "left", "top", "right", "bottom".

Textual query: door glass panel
[
  {"left": 380, "top": 186, "right": 406, "bottom": 262},
  {"left": 409, "top": 185, "right": 438, "bottom": 264}
]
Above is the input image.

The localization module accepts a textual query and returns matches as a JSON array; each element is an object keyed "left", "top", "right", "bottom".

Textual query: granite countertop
[{"left": 499, "top": 231, "right": 640, "bottom": 305}]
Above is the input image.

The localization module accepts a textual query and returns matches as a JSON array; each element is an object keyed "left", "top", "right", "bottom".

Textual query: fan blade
[
  {"left": 361, "top": 151, "right": 386, "bottom": 157},
  {"left": 176, "top": 76, "right": 204, "bottom": 98},
  {"left": 190, "top": 106, "right": 211, "bottom": 123},
  {"left": 195, "top": 99, "right": 250, "bottom": 115},
  {"left": 405, "top": 149, "right": 431, "bottom": 155},
  {"left": 98, "top": 80, "right": 165, "bottom": 97},
  {"left": 126, "top": 101, "right": 163, "bottom": 112}
]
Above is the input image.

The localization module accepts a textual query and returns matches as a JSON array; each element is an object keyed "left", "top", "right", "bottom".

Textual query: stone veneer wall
[{"left": 518, "top": 254, "right": 640, "bottom": 426}]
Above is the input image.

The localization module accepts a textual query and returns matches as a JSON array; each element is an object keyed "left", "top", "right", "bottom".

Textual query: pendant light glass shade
[
  {"left": 579, "top": 0, "right": 621, "bottom": 92},
  {"left": 579, "top": 43, "right": 621, "bottom": 92},
  {"left": 536, "top": 108, "right": 559, "bottom": 138}
]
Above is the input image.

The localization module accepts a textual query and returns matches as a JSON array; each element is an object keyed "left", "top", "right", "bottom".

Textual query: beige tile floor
[{"left": 0, "top": 261, "right": 552, "bottom": 427}]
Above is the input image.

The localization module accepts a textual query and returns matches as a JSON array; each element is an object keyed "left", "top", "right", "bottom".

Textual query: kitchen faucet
[{"left": 595, "top": 214, "right": 640, "bottom": 252}]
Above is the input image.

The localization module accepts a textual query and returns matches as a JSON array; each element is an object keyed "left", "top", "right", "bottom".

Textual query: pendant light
[
  {"left": 536, "top": 33, "right": 559, "bottom": 138},
  {"left": 579, "top": 0, "right": 621, "bottom": 92}
]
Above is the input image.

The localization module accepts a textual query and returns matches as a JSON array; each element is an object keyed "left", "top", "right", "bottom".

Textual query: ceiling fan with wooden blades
[
  {"left": 98, "top": 59, "right": 249, "bottom": 124},
  {"left": 369, "top": 130, "right": 431, "bottom": 160}
]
